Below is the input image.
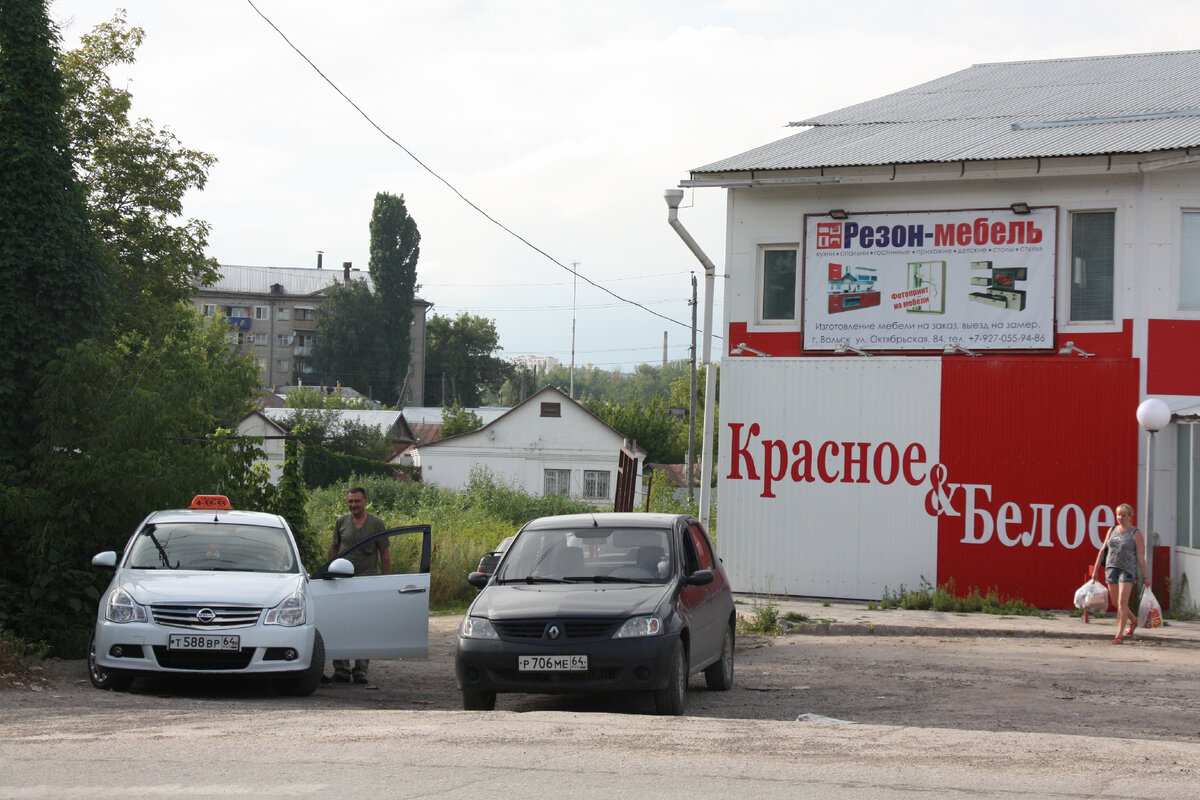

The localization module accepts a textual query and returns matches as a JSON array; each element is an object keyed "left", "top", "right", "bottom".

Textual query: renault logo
[
  {"left": 547, "top": 624, "right": 561, "bottom": 640},
  {"left": 196, "top": 608, "right": 217, "bottom": 624}
]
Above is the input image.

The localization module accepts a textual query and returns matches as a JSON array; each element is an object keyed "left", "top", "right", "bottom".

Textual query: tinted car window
[{"left": 687, "top": 525, "right": 714, "bottom": 571}]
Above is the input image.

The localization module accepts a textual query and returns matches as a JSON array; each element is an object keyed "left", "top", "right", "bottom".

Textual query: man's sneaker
[{"left": 353, "top": 673, "right": 369, "bottom": 685}]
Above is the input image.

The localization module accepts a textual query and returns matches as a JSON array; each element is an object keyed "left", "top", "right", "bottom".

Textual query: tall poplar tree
[
  {"left": 368, "top": 191, "right": 419, "bottom": 405},
  {"left": 0, "top": 0, "right": 108, "bottom": 463}
]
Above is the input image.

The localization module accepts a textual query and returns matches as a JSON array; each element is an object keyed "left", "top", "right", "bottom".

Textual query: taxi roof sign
[{"left": 189, "top": 495, "right": 233, "bottom": 510}]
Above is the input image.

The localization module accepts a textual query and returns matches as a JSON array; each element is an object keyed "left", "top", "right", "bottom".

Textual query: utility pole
[
  {"left": 688, "top": 273, "right": 697, "bottom": 503},
  {"left": 570, "top": 261, "right": 579, "bottom": 400}
]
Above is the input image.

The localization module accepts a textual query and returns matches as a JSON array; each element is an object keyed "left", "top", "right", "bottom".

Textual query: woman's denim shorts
[{"left": 1106, "top": 567, "right": 1136, "bottom": 584}]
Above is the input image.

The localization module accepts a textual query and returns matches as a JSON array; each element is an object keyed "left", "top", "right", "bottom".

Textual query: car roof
[
  {"left": 143, "top": 508, "right": 286, "bottom": 527},
  {"left": 521, "top": 512, "right": 692, "bottom": 531}
]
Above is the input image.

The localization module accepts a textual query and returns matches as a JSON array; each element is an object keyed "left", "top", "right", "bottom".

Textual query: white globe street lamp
[{"left": 1136, "top": 398, "right": 1171, "bottom": 587}]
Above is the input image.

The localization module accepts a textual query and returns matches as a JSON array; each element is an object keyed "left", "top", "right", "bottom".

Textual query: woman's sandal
[
  {"left": 1127, "top": 621, "right": 1137, "bottom": 637},
  {"left": 1110, "top": 636, "right": 1124, "bottom": 644}
]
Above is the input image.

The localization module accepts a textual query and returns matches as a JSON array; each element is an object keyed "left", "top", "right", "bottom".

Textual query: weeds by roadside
[
  {"left": 0, "top": 630, "right": 52, "bottom": 692},
  {"left": 867, "top": 578, "right": 1052, "bottom": 618},
  {"left": 738, "top": 601, "right": 783, "bottom": 635}
]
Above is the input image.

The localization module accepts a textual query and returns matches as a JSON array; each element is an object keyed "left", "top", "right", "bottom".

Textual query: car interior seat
[{"left": 637, "top": 545, "right": 665, "bottom": 575}]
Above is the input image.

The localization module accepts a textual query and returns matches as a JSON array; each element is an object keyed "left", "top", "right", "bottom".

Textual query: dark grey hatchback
[{"left": 454, "top": 512, "right": 735, "bottom": 715}]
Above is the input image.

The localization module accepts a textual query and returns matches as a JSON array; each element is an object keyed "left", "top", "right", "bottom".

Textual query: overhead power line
[{"left": 244, "top": 0, "right": 694, "bottom": 334}]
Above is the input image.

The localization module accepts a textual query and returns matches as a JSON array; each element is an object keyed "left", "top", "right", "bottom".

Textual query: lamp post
[{"left": 1136, "top": 398, "right": 1171, "bottom": 585}]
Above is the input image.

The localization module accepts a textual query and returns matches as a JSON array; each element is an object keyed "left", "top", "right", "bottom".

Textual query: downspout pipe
[{"left": 665, "top": 189, "right": 717, "bottom": 533}]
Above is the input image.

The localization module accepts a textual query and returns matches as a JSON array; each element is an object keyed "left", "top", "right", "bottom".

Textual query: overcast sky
[{"left": 51, "top": 0, "right": 1200, "bottom": 371}]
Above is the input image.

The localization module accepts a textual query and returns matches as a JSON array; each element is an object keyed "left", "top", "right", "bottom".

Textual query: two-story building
[{"left": 680, "top": 50, "right": 1200, "bottom": 609}]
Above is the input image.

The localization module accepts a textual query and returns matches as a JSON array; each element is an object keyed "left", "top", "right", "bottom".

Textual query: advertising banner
[
  {"left": 717, "top": 356, "right": 1138, "bottom": 609},
  {"left": 804, "top": 208, "right": 1056, "bottom": 351}
]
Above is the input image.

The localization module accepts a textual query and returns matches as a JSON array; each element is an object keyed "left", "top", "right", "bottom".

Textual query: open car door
[{"left": 308, "top": 525, "right": 432, "bottom": 660}]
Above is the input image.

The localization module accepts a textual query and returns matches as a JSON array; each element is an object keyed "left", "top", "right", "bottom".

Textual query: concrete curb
[{"left": 773, "top": 619, "right": 1200, "bottom": 646}]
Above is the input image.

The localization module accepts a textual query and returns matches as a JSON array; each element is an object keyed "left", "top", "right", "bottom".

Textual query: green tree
[
  {"left": 424, "top": 313, "right": 511, "bottom": 407},
  {"left": 311, "top": 279, "right": 380, "bottom": 392},
  {"left": 367, "top": 192, "right": 420, "bottom": 405},
  {"left": 0, "top": 13, "right": 262, "bottom": 657},
  {"left": 440, "top": 401, "right": 483, "bottom": 438},
  {"left": 57, "top": 11, "right": 219, "bottom": 337},
  {"left": 0, "top": 0, "right": 109, "bottom": 463},
  {"left": 311, "top": 192, "right": 420, "bottom": 405},
  {"left": 581, "top": 395, "right": 687, "bottom": 464}
]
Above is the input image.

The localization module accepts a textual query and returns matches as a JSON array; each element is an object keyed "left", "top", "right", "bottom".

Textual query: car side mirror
[
  {"left": 468, "top": 571, "right": 491, "bottom": 589},
  {"left": 92, "top": 551, "right": 117, "bottom": 569},
  {"left": 685, "top": 569, "right": 714, "bottom": 587},
  {"left": 315, "top": 557, "right": 355, "bottom": 579}
]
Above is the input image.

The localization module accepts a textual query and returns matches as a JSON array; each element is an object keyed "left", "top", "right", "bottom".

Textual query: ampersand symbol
[{"left": 924, "top": 463, "right": 955, "bottom": 516}]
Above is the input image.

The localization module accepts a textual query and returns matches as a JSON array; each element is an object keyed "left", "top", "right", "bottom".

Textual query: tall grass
[{"left": 307, "top": 470, "right": 596, "bottom": 610}]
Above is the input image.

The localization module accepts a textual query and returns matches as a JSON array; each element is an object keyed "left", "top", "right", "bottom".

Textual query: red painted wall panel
[
  {"left": 1147, "top": 319, "right": 1200, "bottom": 396},
  {"left": 936, "top": 358, "right": 1139, "bottom": 608}
]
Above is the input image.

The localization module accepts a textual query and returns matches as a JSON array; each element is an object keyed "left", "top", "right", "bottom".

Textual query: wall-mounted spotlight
[
  {"left": 829, "top": 209, "right": 849, "bottom": 220},
  {"left": 1058, "top": 340, "right": 1094, "bottom": 358},
  {"left": 731, "top": 342, "right": 772, "bottom": 357},
  {"left": 942, "top": 342, "right": 980, "bottom": 357},
  {"left": 834, "top": 340, "right": 873, "bottom": 357},
  {"left": 1010, "top": 202, "right": 1031, "bottom": 215}
]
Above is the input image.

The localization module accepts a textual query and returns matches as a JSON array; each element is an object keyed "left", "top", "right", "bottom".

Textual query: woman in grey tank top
[{"left": 1090, "top": 503, "right": 1151, "bottom": 644}]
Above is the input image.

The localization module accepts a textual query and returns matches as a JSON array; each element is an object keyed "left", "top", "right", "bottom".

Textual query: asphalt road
[{"left": 2, "top": 612, "right": 1198, "bottom": 798}]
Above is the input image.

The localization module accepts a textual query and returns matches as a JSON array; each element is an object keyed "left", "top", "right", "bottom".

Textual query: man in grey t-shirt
[{"left": 327, "top": 486, "right": 390, "bottom": 683}]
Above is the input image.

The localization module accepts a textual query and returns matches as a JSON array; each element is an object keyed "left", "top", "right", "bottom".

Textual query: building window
[
  {"left": 1069, "top": 211, "right": 1115, "bottom": 321},
  {"left": 224, "top": 306, "right": 249, "bottom": 318},
  {"left": 583, "top": 470, "right": 609, "bottom": 499},
  {"left": 254, "top": 306, "right": 269, "bottom": 320},
  {"left": 275, "top": 359, "right": 289, "bottom": 373},
  {"left": 202, "top": 304, "right": 216, "bottom": 316},
  {"left": 294, "top": 306, "right": 315, "bottom": 321},
  {"left": 1180, "top": 423, "right": 1199, "bottom": 550},
  {"left": 540, "top": 402, "right": 561, "bottom": 417},
  {"left": 277, "top": 334, "right": 293, "bottom": 347},
  {"left": 1182, "top": 211, "right": 1200, "bottom": 309},
  {"left": 544, "top": 469, "right": 570, "bottom": 496},
  {"left": 277, "top": 307, "right": 291, "bottom": 321},
  {"left": 758, "top": 246, "right": 798, "bottom": 323}
]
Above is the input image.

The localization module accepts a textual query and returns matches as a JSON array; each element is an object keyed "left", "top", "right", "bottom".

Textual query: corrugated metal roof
[
  {"left": 695, "top": 50, "right": 1200, "bottom": 173},
  {"left": 203, "top": 264, "right": 372, "bottom": 296},
  {"left": 261, "top": 408, "right": 409, "bottom": 439}
]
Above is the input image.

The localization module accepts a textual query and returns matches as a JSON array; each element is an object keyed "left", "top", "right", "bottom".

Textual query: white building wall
[
  {"left": 413, "top": 395, "right": 636, "bottom": 502},
  {"left": 716, "top": 156, "right": 1200, "bottom": 607},
  {"left": 237, "top": 413, "right": 286, "bottom": 485}
]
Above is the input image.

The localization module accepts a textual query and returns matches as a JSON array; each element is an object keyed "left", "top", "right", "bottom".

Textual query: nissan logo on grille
[
  {"left": 195, "top": 608, "right": 217, "bottom": 624},
  {"left": 547, "top": 624, "right": 561, "bottom": 640}
]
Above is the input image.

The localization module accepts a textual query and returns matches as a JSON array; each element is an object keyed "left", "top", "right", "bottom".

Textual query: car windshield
[
  {"left": 125, "top": 522, "right": 298, "bottom": 573},
  {"left": 495, "top": 526, "right": 672, "bottom": 584}
]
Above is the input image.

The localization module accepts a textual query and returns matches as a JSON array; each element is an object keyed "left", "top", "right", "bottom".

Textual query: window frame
[
  {"left": 543, "top": 469, "right": 570, "bottom": 497},
  {"left": 582, "top": 470, "right": 610, "bottom": 499},
  {"left": 1180, "top": 209, "right": 1200, "bottom": 312},
  {"left": 540, "top": 402, "right": 561, "bottom": 418},
  {"left": 755, "top": 244, "right": 800, "bottom": 326}
]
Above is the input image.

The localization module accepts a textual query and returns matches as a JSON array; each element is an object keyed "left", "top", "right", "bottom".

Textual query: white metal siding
[{"left": 718, "top": 358, "right": 941, "bottom": 598}]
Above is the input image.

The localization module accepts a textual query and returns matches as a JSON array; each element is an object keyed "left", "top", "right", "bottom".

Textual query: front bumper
[
  {"left": 91, "top": 619, "right": 317, "bottom": 676},
  {"left": 455, "top": 630, "right": 678, "bottom": 694}
]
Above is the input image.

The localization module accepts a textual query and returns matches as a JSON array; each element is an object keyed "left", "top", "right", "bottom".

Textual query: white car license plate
[
  {"left": 168, "top": 634, "right": 240, "bottom": 651},
  {"left": 519, "top": 654, "right": 587, "bottom": 672}
]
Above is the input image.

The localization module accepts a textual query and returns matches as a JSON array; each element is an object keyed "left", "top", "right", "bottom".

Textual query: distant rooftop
[{"left": 694, "top": 50, "right": 1200, "bottom": 173}]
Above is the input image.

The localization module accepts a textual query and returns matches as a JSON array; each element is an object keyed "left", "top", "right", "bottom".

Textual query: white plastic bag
[
  {"left": 1137, "top": 588, "right": 1164, "bottom": 629},
  {"left": 1074, "top": 579, "right": 1108, "bottom": 612}
]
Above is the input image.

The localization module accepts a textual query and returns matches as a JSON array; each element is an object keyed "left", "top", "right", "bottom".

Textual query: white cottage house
[
  {"left": 408, "top": 387, "right": 647, "bottom": 504},
  {"left": 677, "top": 50, "right": 1200, "bottom": 609},
  {"left": 236, "top": 410, "right": 291, "bottom": 485}
]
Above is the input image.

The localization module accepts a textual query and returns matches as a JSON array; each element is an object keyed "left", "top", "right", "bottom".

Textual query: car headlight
[
  {"left": 105, "top": 587, "right": 148, "bottom": 623},
  {"left": 264, "top": 591, "right": 307, "bottom": 627},
  {"left": 459, "top": 616, "right": 499, "bottom": 640},
  {"left": 613, "top": 615, "right": 662, "bottom": 638}
]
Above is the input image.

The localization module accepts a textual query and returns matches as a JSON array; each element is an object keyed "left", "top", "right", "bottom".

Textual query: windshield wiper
[
  {"left": 147, "top": 530, "right": 178, "bottom": 570},
  {"left": 519, "top": 575, "right": 565, "bottom": 584},
  {"left": 563, "top": 575, "right": 654, "bottom": 584}
]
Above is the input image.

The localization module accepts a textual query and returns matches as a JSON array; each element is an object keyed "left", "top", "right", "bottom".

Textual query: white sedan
[{"left": 89, "top": 495, "right": 430, "bottom": 696}]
